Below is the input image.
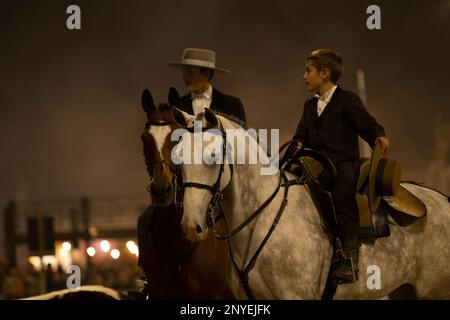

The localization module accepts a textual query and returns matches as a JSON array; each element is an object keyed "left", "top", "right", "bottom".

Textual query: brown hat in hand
[{"left": 368, "top": 141, "right": 402, "bottom": 212}]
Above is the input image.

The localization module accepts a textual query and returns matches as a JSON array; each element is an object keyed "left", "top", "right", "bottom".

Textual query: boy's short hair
[{"left": 306, "top": 49, "right": 344, "bottom": 83}]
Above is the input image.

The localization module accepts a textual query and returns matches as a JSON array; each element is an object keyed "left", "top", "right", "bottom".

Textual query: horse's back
[{"left": 401, "top": 183, "right": 450, "bottom": 298}]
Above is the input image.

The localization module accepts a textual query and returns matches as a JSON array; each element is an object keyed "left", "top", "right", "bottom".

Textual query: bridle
[
  {"left": 143, "top": 119, "right": 183, "bottom": 208},
  {"left": 181, "top": 118, "right": 288, "bottom": 239},
  {"left": 182, "top": 120, "right": 234, "bottom": 229},
  {"left": 180, "top": 121, "right": 307, "bottom": 300}
]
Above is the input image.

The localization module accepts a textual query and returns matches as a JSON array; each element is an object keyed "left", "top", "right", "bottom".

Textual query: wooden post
[{"left": 356, "top": 69, "right": 372, "bottom": 158}]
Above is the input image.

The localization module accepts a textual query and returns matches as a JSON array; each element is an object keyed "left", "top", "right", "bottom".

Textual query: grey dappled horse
[{"left": 173, "top": 107, "right": 450, "bottom": 299}]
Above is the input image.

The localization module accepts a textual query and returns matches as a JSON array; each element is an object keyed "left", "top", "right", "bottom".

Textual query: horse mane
[
  {"left": 149, "top": 106, "right": 247, "bottom": 128},
  {"left": 214, "top": 111, "right": 248, "bottom": 130},
  {"left": 212, "top": 111, "right": 274, "bottom": 158}
]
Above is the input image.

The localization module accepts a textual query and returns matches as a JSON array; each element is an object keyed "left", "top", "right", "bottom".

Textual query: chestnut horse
[{"left": 139, "top": 88, "right": 233, "bottom": 299}]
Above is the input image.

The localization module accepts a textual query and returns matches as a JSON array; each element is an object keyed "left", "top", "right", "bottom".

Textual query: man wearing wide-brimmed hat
[{"left": 167, "top": 48, "right": 247, "bottom": 122}]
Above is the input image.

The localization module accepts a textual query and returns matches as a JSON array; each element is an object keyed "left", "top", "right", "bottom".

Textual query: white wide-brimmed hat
[{"left": 167, "top": 48, "right": 230, "bottom": 73}]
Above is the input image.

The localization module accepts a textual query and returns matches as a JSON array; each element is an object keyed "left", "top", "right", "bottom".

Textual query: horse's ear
[
  {"left": 172, "top": 106, "right": 188, "bottom": 127},
  {"left": 141, "top": 89, "right": 156, "bottom": 114},
  {"left": 204, "top": 108, "right": 219, "bottom": 128},
  {"left": 168, "top": 87, "right": 180, "bottom": 107}
]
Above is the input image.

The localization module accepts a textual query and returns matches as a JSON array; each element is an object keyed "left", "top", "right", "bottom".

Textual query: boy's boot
[{"left": 333, "top": 235, "right": 360, "bottom": 284}]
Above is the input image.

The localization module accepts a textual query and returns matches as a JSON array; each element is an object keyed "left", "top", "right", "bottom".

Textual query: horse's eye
[{"left": 204, "top": 152, "right": 217, "bottom": 165}]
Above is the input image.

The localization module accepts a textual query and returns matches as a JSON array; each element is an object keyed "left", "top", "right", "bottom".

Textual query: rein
[{"left": 212, "top": 140, "right": 299, "bottom": 240}]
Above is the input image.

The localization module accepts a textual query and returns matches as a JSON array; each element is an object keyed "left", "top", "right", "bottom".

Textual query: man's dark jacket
[
  {"left": 293, "top": 85, "right": 385, "bottom": 165},
  {"left": 178, "top": 88, "right": 247, "bottom": 123}
]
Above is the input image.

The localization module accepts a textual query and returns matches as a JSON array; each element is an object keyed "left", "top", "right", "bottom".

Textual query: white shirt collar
[
  {"left": 314, "top": 85, "right": 337, "bottom": 102},
  {"left": 191, "top": 85, "right": 213, "bottom": 100}
]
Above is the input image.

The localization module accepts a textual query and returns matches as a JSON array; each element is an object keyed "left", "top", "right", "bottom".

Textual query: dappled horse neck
[{"left": 215, "top": 111, "right": 248, "bottom": 130}]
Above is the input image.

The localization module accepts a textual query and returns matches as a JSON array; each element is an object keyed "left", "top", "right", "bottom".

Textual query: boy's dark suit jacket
[
  {"left": 178, "top": 88, "right": 247, "bottom": 123},
  {"left": 293, "top": 85, "right": 385, "bottom": 165}
]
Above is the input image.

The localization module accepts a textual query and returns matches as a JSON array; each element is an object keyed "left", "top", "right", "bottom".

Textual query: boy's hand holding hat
[{"left": 375, "top": 136, "right": 390, "bottom": 154}]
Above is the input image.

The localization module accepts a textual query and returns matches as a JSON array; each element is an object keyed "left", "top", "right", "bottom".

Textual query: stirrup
[
  {"left": 332, "top": 237, "right": 358, "bottom": 284},
  {"left": 332, "top": 256, "right": 357, "bottom": 284}
]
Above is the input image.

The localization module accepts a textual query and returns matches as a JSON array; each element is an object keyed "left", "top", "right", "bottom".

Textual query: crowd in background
[{"left": 0, "top": 259, "right": 141, "bottom": 299}]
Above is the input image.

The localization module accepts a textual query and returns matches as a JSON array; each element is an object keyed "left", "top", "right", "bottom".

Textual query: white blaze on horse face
[
  {"left": 181, "top": 186, "right": 210, "bottom": 241},
  {"left": 148, "top": 125, "right": 172, "bottom": 164}
]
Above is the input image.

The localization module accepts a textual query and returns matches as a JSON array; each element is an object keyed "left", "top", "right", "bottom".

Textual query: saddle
[
  {"left": 356, "top": 158, "right": 426, "bottom": 238},
  {"left": 281, "top": 144, "right": 428, "bottom": 296},
  {"left": 284, "top": 147, "right": 427, "bottom": 240}
]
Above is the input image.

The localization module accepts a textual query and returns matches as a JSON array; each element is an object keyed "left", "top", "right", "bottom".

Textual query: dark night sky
[{"left": 0, "top": 0, "right": 449, "bottom": 204}]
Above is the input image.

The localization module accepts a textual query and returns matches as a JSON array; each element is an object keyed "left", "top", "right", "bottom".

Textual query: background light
[
  {"left": 87, "top": 247, "right": 96, "bottom": 257},
  {"left": 126, "top": 240, "right": 139, "bottom": 256},
  {"left": 28, "top": 256, "right": 42, "bottom": 271},
  {"left": 62, "top": 241, "right": 72, "bottom": 252},
  {"left": 100, "top": 240, "right": 110, "bottom": 253},
  {"left": 110, "top": 249, "right": 120, "bottom": 259}
]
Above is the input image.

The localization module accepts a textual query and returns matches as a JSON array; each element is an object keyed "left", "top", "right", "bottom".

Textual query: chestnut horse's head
[{"left": 141, "top": 87, "right": 182, "bottom": 206}]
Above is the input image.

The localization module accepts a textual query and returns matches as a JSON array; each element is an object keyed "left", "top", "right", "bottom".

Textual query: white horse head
[{"left": 172, "top": 107, "right": 234, "bottom": 241}]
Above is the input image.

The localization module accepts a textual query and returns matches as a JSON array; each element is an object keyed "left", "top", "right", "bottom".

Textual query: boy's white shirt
[{"left": 315, "top": 84, "right": 337, "bottom": 117}]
